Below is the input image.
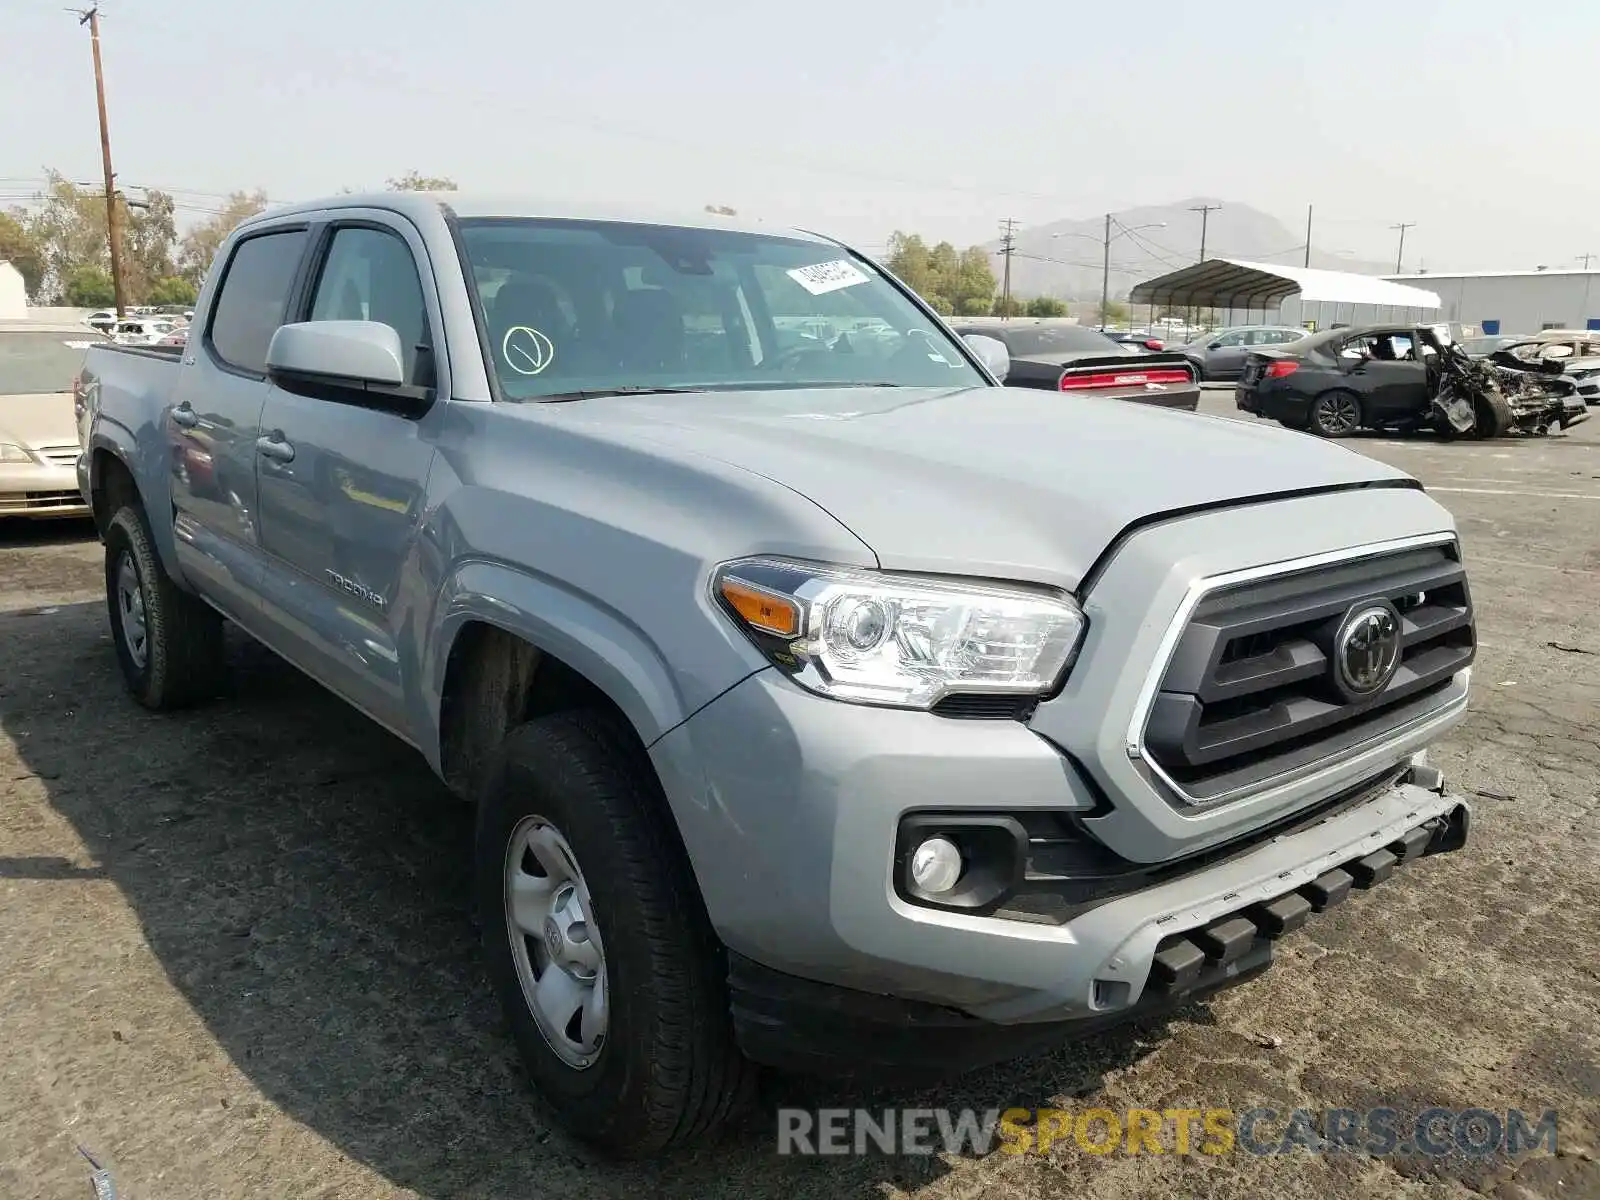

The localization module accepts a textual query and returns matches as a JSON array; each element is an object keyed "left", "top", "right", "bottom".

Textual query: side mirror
[
  {"left": 266, "top": 320, "right": 407, "bottom": 389},
  {"left": 1207, "top": 341, "right": 1223, "bottom": 350},
  {"left": 962, "top": 333, "right": 1010, "bottom": 382}
]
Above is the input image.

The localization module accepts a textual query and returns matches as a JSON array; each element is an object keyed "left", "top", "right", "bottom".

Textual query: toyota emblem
[{"left": 1334, "top": 603, "right": 1402, "bottom": 698}]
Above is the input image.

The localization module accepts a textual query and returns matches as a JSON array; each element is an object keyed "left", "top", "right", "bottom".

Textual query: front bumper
[
  {"left": 728, "top": 786, "right": 1465, "bottom": 1078},
  {"left": 653, "top": 666, "right": 1469, "bottom": 1050},
  {"left": 0, "top": 460, "right": 91, "bottom": 518}
]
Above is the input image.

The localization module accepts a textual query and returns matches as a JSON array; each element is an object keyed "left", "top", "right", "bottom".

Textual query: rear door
[
  {"left": 252, "top": 215, "right": 443, "bottom": 735},
  {"left": 172, "top": 224, "right": 312, "bottom": 619}
]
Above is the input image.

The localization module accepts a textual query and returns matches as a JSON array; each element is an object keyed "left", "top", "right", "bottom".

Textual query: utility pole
[
  {"left": 998, "top": 218, "right": 1018, "bottom": 318},
  {"left": 1578, "top": 252, "right": 1595, "bottom": 270},
  {"left": 1390, "top": 222, "right": 1416, "bottom": 274},
  {"left": 1189, "top": 203, "right": 1221, "bottom": 262},
  {"left": 1303, "top": 204, "right": 1313, "bottom": 268},
  {"left": 74, "top": 5, "right": 126, "bottom": 317},
  {"left": 1100, "top": 213, "right": 1111, "bottom": 329}
]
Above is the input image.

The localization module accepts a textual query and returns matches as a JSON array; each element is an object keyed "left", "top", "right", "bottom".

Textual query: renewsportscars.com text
[{"left": 776, "top": 1106, "right": 1560, "bottom": 1158}]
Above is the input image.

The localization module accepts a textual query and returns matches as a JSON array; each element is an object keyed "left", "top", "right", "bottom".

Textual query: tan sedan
[{"left": 0, "top": 322, "right": 106, "bottom": 519}]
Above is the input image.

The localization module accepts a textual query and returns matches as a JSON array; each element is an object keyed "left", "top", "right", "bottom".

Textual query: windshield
[
  {"left": 989, "top": 326, "right": 1123, "bottom": 356},
  {"left": 0, "top": 331, "right": 106, "bottom": 395},
  {"left": 456, "top": 218, "right": 986, "bottom": 400}
]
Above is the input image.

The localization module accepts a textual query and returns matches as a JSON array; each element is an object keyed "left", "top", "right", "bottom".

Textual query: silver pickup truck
[{"left": 77, "top": 193, "right": 1477, "bottom": 1157}]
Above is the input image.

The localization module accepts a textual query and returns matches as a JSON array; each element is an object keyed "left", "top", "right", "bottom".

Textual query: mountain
[{"left": 984, "top": 198, "right": 1392, "bottom": 302}]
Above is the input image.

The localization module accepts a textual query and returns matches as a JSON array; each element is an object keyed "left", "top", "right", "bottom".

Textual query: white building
[
  {"left": 0, "top": 262, "right": 25, "bottom": 320},
  {"left": 1380, "top": 270, "right": 1600, "bottom": 337}
]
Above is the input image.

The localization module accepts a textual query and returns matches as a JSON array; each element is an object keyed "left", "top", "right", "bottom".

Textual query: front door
[
  {"left": 168, "top": 225, "right": 311, "bottom": 620},
  {"left": 252, "top": 218, "right": 441, "bottom": 735},
  {"left": 1357, "top": 332, "right": 1428, "bottom": 421}
]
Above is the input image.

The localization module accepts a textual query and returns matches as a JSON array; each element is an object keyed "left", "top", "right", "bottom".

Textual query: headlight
[
  {"left": 0, "top": 442, "right": 36, "bottom": 465},
  {"left": 712, "top": 557, "right": 1086, "bottom": 709}
]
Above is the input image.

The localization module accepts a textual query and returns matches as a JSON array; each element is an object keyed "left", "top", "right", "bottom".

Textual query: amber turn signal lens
[{"left": 719, "top": 577, "right": 801, "bottom": 637}]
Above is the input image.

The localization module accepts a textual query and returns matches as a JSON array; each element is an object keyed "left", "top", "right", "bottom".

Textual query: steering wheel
[{"left": 766, "top": 339, "right": 835, "bottom": 373}]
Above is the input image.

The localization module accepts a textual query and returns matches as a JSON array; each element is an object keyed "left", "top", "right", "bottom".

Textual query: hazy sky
[{"left": 5, "top": 0, "right": 1593, "bottom": 271}]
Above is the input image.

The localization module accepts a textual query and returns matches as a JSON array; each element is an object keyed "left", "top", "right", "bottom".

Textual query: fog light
[{"left": 910, "top": 836, "right": 963, "bottom": 895}]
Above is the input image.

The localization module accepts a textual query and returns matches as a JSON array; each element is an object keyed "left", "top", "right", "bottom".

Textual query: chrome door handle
[
  {"left": 256, "top": 435, "right": 295, "bottom": 463},
  {"left": 171, "top": 404, "right": 199, "bottom": 428}
]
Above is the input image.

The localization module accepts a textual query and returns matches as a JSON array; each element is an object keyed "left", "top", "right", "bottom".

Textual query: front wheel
[
  {"left": 1308, "top": 390, "right": 1363, "bottom": 437},
  {"left": 104, "top": 505, "right": 226, "bottom": 709},
  {"left": 475, "top": 710, "right": 752, "bottom": 1158}
]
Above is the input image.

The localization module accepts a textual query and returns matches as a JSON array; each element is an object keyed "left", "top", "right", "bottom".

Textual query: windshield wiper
[{"left": 537, "top": 386, "right": 708, "bottom": 403}]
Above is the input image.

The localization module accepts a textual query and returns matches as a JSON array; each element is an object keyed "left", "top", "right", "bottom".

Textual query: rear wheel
[
  {"left": 104, "top": 505, "right": 226, "bottom": 709},
  {"left": 475, "top": 710, "right": 751, "bottom": 1158},
  {"left": 1308, "top": 390, "right": 1362, "bottom": 438}
]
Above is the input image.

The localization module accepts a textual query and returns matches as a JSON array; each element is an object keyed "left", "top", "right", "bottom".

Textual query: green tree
[
  {"left": 950, "top": 247, "right": 997, "bottom": 315},
  {"left": 1100, "top": 299, "right": 1131, "bottom": 326},
  {"left": 386, "top": 171, "right": 458, "bottom": 191},
  {"left": 887, "top": 232, "right": 995, "bottom": 314},
  {"left": 64, "top": 265, "right": 115, "bottom": 307},
  {"left": 885, "top": 231, "right": 935, "bottom": 295},
  {"left": 0, "top": 210, "right": 45, "bottom": 298},
  {"left": 21, "top": 170, "right": 180, "bottom": 304},
  {"left": 1026, "top": 296, "right": 1068, "bottom": 318},
  {"left": 178, "top": 190, "right": 269, "bottom": 284},
  {"left": 120, "top": 189, "right": 179, "bottom": 302},
  {"left": 992, "top": 295, "right": 1028, "bottom": 317},
  {"left": 147, "top": 275, "right": 198, "bottom": 306}
]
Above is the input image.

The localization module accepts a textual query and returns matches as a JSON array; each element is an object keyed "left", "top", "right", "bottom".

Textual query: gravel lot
[{"left": 2, "top": 395, "right": 1597, "bottom": 1200}]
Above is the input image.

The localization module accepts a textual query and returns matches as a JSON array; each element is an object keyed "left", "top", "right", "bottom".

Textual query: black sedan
[
  {"left": 1235, "top": 324, "right": 1587, "bottom": 437},
  {"left": 1235, "top": 325, "right": 1451, "bottom": 436},
  {"left": 949, "top": 320, "right": 1200, "bottom": 411}
]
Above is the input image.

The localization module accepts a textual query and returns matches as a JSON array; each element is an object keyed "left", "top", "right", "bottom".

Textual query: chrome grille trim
[{"left": 1125, "top": 531, "right": 1467, "bottom": 808}]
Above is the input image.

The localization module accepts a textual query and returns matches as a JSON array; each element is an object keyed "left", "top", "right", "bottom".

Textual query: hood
[
  {"left": 0, "top": 392, "right": 78, "bottom": 450},
  {"left": 549, "top": 385, "right": 1413, "bottom": 591}
]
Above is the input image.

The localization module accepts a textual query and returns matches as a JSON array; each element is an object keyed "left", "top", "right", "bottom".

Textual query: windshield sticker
[
  {"left": 787, "top": 259, "right": 870, "bottom": 296},
  {"left": 502, "top": 326, "right": 555, "bottom": 375}
]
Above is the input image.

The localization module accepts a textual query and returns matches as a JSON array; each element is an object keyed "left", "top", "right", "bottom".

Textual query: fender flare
[
  {"left": 87, "top": 424, "right": 189, "bottom": 584},
  {"left": 421, "top": 558, "right": 691, "bottom": 766}
]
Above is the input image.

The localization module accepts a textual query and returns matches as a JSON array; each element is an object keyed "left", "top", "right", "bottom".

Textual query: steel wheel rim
[
  {"left": 503, "top": 815, "right": 608, "bottom": 1069},
  {"left": 115, "top": 553, "right": 148, "bottom": 670},
  {"left": 1321, "top": 394, "right": 1359, "bottom": 433}
]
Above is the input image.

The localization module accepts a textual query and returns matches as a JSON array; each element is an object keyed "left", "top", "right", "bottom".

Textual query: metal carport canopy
[{"left": 1129, "top": 258, "right": 1441, "bottom": 310}]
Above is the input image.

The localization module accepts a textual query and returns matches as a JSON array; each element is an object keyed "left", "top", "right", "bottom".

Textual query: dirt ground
[{"left": 1, "top": 396, "right": 1597, "bottom": 1200}]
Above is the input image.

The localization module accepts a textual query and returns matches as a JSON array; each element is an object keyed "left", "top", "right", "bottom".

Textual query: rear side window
[{"left": 208, "top": 229, "right": 309, "bottom": 374}]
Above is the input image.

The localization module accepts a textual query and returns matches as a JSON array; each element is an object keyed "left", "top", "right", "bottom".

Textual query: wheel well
[
  {"left": 437, "top": 621, "right": 636, "bottom": 803},
  {"left": 91, "top": 449, "right": 139, "bottom": 532}
]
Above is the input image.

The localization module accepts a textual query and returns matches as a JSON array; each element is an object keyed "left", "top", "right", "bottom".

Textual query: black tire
[
  {"left": 104, "top": 504, "right": 226, "bottom": 709},
  {"left": 476, "top": 709, "right": 751, "bottom": 1158},
  {"left": 1307, "top": 389, "right": 1363, "bottom": 438},
  {"left": 1469, "top": 388, "right": 1514, "bottom": 440}
]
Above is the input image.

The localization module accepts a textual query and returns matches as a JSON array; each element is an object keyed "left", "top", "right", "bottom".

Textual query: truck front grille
[{"left": 1138, "top": 538, "right": 1474, "bottom": 805}]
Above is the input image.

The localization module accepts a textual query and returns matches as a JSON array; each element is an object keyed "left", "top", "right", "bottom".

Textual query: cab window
[{"left": 307, "top": 226, "right": 432, "bottom": 385}]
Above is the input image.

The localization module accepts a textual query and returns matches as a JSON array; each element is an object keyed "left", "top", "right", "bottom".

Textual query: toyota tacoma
[{"left": 77, "top": 193, "right": 1476, "bottom": 1157}]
